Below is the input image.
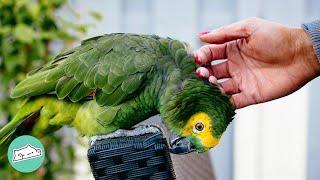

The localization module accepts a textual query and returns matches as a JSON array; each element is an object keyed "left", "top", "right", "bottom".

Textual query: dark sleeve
[{"left": 302, "top": 20, "right": 320, "bottom": 62}]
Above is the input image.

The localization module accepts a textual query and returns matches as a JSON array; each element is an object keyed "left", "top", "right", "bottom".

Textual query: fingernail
[
  {"left": 196, "top": 67, "right": 209, "bottom": 78},
  {"left": 196, "top": 68, "right": 202, "bottom": 77},
  {"left": 194, "top": 54, "right": 202, "bottom": 64},
  {"left": 199, "top": 31, "right": 209, "bottom": 35},
  {"left": 196, "top": 70, "right": 201, "bottom": 78}
]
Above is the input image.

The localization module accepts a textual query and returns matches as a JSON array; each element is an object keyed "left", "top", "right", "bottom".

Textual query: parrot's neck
[
  {"left": 155, "top": 53, "right": 198, "bottom": 108},
  {"left": 158, "top": 78, "right": 212, "bottom": 134},
  {"left": 155, "top": 47, "right": 202, "bottom": 133}
]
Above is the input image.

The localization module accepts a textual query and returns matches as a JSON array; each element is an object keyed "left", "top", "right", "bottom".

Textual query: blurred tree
[{"left": 0, "top": 0, "right": 100, "bottom": 179}]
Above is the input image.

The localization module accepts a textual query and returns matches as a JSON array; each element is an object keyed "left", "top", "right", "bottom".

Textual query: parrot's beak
[{"left": 169, "top": 133, "right": 195, "bottom": 154}]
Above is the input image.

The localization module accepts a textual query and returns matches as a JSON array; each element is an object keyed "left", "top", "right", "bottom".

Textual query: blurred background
[{"left": 0, "top": 0, "right": 319, "bottom": 180}]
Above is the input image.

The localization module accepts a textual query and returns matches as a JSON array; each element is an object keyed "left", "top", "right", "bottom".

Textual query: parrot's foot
[{"left": 89, "top": 125, "right": 162, "bottom": 146}]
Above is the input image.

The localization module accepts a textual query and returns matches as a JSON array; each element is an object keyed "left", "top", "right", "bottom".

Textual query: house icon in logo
[{"left": 12, "top": 144, "right": 42, "bottom": 163}]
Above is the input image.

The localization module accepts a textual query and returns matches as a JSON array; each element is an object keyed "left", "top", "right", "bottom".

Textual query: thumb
[{"left": 199, "top": 19, "right": 254, "bottom": 44}]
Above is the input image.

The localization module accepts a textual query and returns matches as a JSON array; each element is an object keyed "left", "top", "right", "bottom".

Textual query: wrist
[{"left": 292, "top": 28, "right": 320, "bottom": 79}]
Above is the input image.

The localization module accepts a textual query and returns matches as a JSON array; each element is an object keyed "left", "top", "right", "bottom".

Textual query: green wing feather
[{"left": 11, "top": 34, "right": 160, "bottom": 107}]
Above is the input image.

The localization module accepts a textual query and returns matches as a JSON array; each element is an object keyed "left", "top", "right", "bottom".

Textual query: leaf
[
  {"left": 14, "top": 24, "right": 35, "bottom": 43},
  {"left": 27, "top": 3, "right": 40, "bottom": 19},
  {"left": 15, "top": 0, "right": 30, "bottom": 8},
  {"left": 39, "top": 31, "right": 58, "bottom": 40},
  {"left": 0, "top": 26, "right": 12, "bottom": 35},
  {"left": 75, "top": 24, "right": 88, "bottom": 34},
  {"left": 89, "top": 11, "right": 103, "bottom": 21}
]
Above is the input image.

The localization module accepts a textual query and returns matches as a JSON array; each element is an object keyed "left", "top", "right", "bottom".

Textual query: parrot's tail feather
[
  {"left": 0, "top": 111, "right": 41, "bottom": 159},
  {"left": 10, "top": 68, "right": 64, "bottom": 98},
  {"left": 15, "top": 111, "right": 41, "bottom": 135},
  {"left": 0, "top": 96, "right": 80, "bottom": 159}
]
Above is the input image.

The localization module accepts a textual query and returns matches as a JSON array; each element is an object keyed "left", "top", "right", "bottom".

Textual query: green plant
[{"left": 0, "top": 0, "right": 100, "bottom": 179}]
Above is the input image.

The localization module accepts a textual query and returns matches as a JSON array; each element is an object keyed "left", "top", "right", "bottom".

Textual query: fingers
[
  {"left": 210, "top": 61, "right": 230, "bottom": 79},
  {"left": 195, "top": 68, "right": 256, "bottom": 109},
  {"left": 196, "top": 61, "right": 230, "bottom": 79},
  {"left": 199, "top": 19, "right": 253, "bottom": 44},
  {"left": 196, "top": 67, "right": 210, "bottom": 78},
  {"left": 209, "top": 76, "right": 227, "bottom": 94},
  {"left": 196, "top": 71, "right": 250, "bottom": 109},
  {"left": 208, "top": 76, "right": 218, "bottom": 84},
  {"left": 194, "top": 44, "right": 227, "bottom": 65},
  {"left": 219, "top": 79, "right": 240, "bottom": 94},
  {"left": 196, "top": 66, "right": 249, "bottom": 109},
  {"left": 231, "top": 93, "right": 252, "bottom": 109},
  {"left": 196, "top": 65, "right": 239, "bottom": 94}
]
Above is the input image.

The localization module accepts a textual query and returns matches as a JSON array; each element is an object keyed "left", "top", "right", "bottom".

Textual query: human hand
[{"left": 195, "top": 18, "right": 320, "bottom": 109}]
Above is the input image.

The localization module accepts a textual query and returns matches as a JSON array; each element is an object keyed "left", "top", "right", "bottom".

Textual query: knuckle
[
  {"left": 243, "top": 17, "right": 260, "bottom": 35},
  {"left": 203, "top": 45, "right": 212, "bottom": 55},
  {"left": 203, "top": 45, "right": 211, "bottom": 51},
  {"left": 197, "top": 47, "right": 206, "bottom": 56},
  {"left": 217, "top": 26, "right": 228, "bottom": 34},
  {"left": 239, "top": 25, "right": 249, "bottom": 34}
]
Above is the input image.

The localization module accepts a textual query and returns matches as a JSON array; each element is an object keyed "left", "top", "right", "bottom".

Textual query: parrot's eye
[{"left": 193, "top": 122, "right": 205, "bottom": 134}]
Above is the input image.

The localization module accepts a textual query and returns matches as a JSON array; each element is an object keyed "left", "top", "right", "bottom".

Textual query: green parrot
[{"left": 0, "top": 33, "right": 235, "bottom": 157}]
